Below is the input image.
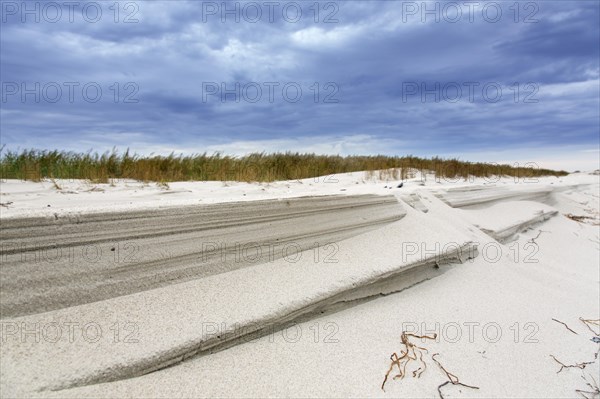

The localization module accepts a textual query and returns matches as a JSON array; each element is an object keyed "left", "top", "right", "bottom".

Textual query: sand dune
[{"left": 0, "top": 172, "right": 598, "bottom": 398}]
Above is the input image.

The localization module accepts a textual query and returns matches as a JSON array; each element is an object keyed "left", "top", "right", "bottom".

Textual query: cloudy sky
[{"left": 1, "top": 0, "right": 599, "bottom": 170}]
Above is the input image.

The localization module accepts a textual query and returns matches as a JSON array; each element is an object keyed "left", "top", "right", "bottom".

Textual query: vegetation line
[{"left": 0, "top": 148, "right": 568, "bottom": 183}]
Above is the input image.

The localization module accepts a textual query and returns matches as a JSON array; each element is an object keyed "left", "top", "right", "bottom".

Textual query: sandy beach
[{"left": 1, "top": 171, "right": 598, "bottom": 398}]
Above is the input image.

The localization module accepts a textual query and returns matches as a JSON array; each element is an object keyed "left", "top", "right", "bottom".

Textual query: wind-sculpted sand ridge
[
  {"left": 0, "top": 194, "right": 479, "bottom": 396},
  {"left": 399, "top": 192, "right": 429, "bottom": 213},
  {"left": 459, "top": 201, "right": 560, "bottom": 243},
  {"left": 433, "top": 183, "right": 558, "bottom": 208},
  {"left": 0, "top": 195, "right": 401, "bottom": 253},
  {"left": 0, "top": 195, "right": 404, "bottom": 318}
]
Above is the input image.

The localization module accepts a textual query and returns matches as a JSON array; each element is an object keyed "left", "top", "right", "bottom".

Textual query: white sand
[
  {"left": 1, "top": 171, "right": 598, "bottom": 398},
  {"left": 0, "top": 171, "right": 588, "bottom": 219}
]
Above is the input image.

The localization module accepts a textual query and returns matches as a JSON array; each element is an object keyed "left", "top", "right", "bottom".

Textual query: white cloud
[
  {"left": 202, "top": 134, "right": 405, "bottom": 156},
  {"left": 547, "top": 9, "right": 581, "bottom": 23},
  {"left": 445, "top": 145, "right": 600, "bottom": 172},
  {"left": 291, "top": 25, "right": 364, "bottom": 48},
  {"left": 541, "top": 79, "right": 600, "bottom": 97}
]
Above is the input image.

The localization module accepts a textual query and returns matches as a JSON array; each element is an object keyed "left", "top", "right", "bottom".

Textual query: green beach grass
[{"left": 0, "top": 148, "right": 568, "bottom": 183}]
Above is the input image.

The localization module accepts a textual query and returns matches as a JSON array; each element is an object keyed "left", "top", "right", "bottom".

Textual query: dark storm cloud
[{"left": 0, "top": 0, "right": 598, "bottom": 167}]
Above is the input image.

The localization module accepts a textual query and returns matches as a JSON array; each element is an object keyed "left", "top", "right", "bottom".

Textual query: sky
[{"left": 1, "top": 0, "right": 599, "bottom": 171}]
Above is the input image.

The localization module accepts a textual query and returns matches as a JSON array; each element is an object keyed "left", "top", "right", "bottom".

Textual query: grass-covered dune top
[{"left": 0, "top": 149, "right": 569, "bottom": 183}]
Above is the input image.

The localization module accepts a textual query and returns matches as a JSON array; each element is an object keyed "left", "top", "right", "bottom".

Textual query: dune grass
[{"left": 0, "top": 148, "right": 568, "bottom": 183}]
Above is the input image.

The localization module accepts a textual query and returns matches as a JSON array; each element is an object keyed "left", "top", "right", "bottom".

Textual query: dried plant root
[
  {"left": 381, "top": 332, "right": 437, "bottom": 391},
  {"left": 381, "top": 332, "right": 479, "bottom": 397}
]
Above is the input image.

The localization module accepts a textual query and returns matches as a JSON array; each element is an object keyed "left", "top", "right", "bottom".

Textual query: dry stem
[{"left": 552, "top": 318, "right": 578, "bottom": 335}]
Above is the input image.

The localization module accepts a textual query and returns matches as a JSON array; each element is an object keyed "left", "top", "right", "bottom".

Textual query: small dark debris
[{"left": 397, "top": 182, "right": 404, "bottom": 188}]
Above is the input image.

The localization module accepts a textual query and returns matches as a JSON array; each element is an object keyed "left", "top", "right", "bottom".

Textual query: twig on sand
[
  {"left": 552, "top": 318, "right": 579, "bottom": 335},
  {"left": 550, "top": 355, "right": 595, "bottom": 374},
  {"left": 576, "top": 373, "right": 600, "bottom": 399},
  {"left": 580, "top": 318, "right": 600, "bottom": 337},
  {"left": 529, "top": 230, "right": 550, "bottom": 244},
  {"left": 381, "top": 332, "right": 437, "bottom": 391},
  {"left": 436, "top": 381, "right": 480, "bottom": 399},
  {"left": 432, "top": 353, "right": 479, "bottom": 399}
]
